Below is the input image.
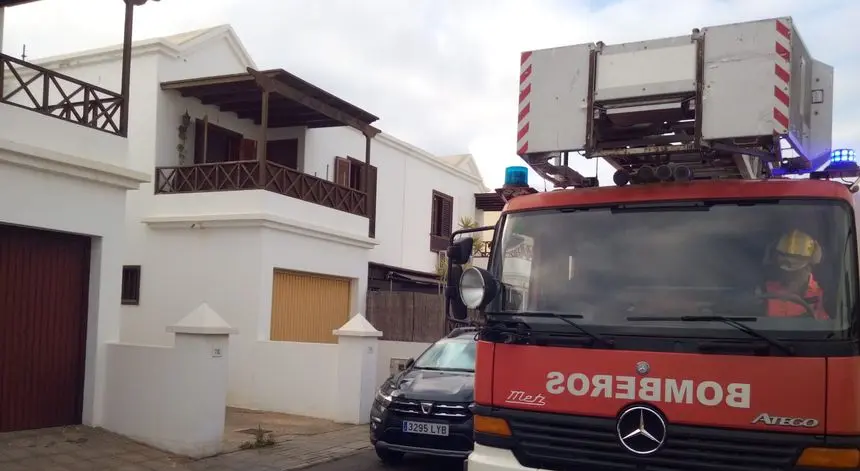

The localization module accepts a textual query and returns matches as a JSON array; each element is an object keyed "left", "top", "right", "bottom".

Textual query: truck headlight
[{"left": 459, "top": 267, "right": 498, "bottom": 310}]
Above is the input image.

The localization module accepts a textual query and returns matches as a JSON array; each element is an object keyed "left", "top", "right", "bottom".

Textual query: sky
[{"left": 3, "top": 0, "right": 858, "bottom": 188}]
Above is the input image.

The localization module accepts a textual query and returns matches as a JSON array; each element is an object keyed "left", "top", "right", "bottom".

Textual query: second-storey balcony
[
  {"left": 0, "top": 0, "right": 154, "bottom": 167},
  {"left": 155, "top": 160, "right": 367, "bottom": 217},
  {"left": 1, "top": 53, "right": 123, "bottom": 134},
  {"left": 153, "top": 68, "right": 381, "bottom": 234}
]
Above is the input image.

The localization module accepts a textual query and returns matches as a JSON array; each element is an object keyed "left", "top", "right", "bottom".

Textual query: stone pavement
[
  {"left": 299, "top": 449, "right": 460, "bottom": 471},
  {"left": 0, "top": 424, "right": 370, "bottom": 470}
]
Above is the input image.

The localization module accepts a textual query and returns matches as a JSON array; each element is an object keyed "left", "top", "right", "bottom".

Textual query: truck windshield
[{"left": 487, "top": 199, "right": 858, "bottom": 337}]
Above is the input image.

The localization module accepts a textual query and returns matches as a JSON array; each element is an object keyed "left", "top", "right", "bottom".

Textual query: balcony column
[
  {"left": 0, "top": 7, "right": 5, "bottom": 53},
  {"left": 363, "top": 132, "right": 371, "bottom": 199},
  {"left": 363, "top": 132, "right": 373, "bottom": 236},
  {"left": 257, "top": 90, "right": 270, "bottom": 185},
  {"left": 119, "top": 0, "right": 136, "bottom": 137}
]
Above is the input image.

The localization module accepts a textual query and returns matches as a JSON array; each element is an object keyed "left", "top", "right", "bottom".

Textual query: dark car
[{"left": 369, "top": 327, "right": 477, "bottom": 464}]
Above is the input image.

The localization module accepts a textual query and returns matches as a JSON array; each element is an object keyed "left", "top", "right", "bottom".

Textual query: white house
[
  {"left": 0, "top": 0, "right": 150, "bottom": 434},
  {"left": 23, "top": 24, "right": 487, "bottom": 420}
]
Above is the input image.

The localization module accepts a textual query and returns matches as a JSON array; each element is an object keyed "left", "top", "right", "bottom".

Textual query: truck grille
[
  {"left": 390, "top": 398, "right": 471, "bottom": 421},
  {"left": 503, "top": 410, "right": 817, "bottom": 471}
]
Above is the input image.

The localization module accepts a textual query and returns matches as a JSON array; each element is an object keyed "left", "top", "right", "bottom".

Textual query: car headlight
[{"left": 376, "top": 389, "right": 393, "bottom": 407}]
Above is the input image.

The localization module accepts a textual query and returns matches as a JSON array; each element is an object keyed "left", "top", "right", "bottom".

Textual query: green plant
[
  {"left": 238, "top": 424, "right": 275, "bottom": 450},
  {"left": 458, "top": 216, "right": 483, "bottom": 256},
  {"left": 176, "top": 111, "right": 191, "bottom": 166}
]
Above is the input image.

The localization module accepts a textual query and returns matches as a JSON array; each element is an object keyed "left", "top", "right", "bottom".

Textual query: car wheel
[{"left": 375, "top": 446, "right": 405, "bottom": 466}]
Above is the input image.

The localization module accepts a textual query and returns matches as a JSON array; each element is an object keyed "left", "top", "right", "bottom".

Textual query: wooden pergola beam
[
  {"left": 247, "top": 67, "right": 381, "bottom": 138},
  {"left": 119, "top": 0, "right": 159, "bottom": 136}
]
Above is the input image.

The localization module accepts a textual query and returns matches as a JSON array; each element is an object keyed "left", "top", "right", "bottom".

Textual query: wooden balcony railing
[
  {"left": 0, "top": 53, "right": 124, "bottom": 136},
  {"left": 474, "top": 240, "right": 492, "bottom": 257},
  {"left": 154, "top": 161, "right": 368, "bottom": 217}
]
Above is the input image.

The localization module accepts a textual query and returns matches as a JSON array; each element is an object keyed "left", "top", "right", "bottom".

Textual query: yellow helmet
[
  {"left": 776, "top": 230, "right": 818, "bottom": 258},
  {"left": 773, "top": 229, "right": 822, "bottom": 270}
]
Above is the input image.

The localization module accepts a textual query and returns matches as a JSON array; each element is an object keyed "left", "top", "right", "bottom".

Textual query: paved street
[
  {"left": 0, "top": 424, "right": 371, "bottom": 470},
  {"left": 301, "top": 449, "right": 464, "bottom": 471}
]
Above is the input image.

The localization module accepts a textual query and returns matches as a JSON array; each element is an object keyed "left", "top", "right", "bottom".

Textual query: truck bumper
[{"left": 466, "top": 444, "right": 536, "bottom": 471}]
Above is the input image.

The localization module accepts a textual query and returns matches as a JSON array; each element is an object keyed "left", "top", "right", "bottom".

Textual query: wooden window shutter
[
  {"left": 367, "top": 164, "right": 378, "bottom": 237},
  {"left": 430, "top": 195, "right": 439, "bottom": 235},
  {"left": 441, "top": 195, "right": 454, "bottom": 237},
  {"left": 193, "top": 119, "right": 206, "bottom": 164},
  {"left": 334, "top": 157, "right": 350, "bottom": 186},
  {"left": 239, "top": 138, "right": 257, "bottom": 160}
]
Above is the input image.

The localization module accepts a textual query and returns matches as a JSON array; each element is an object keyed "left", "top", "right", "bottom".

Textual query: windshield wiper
[
  {"left": 628, "top": 315, "right": 794, "bottom": 355},
  {"left": 510, "top": 312, "right": 615, "bottom": 348}
]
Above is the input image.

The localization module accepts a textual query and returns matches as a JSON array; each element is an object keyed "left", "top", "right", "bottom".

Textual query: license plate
[{"left": 402, "top": 421, "right": 449, "bottom": 436}]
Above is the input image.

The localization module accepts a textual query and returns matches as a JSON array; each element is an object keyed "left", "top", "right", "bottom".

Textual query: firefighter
[{"left": 763, "top": 229, "right": 829, "bottom": 320}]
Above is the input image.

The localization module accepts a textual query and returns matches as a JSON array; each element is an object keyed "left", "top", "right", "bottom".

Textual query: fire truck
[{"left": 443, "top": 17, "right": 860, "bottom": 471}]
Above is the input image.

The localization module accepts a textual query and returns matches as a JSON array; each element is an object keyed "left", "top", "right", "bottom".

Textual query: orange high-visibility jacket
[{"left": 765, "top": 275, "right": 829, "bottom": 320}]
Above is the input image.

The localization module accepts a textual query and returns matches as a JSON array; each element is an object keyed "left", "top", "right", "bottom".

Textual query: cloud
[{"left": 4, "top": 0, "right": 857, "bottom": 188}]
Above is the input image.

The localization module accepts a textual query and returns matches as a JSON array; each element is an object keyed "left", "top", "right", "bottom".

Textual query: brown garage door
[
  {"left": 0, "top": 224, "right": 91, "bottom": 433},
  {"left": 270, "top": 269, "right": 351, "bottom": 344}
]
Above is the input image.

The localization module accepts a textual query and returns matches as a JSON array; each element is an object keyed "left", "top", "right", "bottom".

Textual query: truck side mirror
[
  {"left": 446, "top": 264, "right": 468, "bottom": 320},
  {"left": 447, "top": 237, "right": 474, "bottom": 265}
]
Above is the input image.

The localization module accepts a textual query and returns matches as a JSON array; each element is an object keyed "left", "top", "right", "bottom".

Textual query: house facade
[
  {"left": 24, "top": 25, "right": 485, "bottom": 419},
  {"left": 0, "top": 0, "right": 150, "bottom": 433}
]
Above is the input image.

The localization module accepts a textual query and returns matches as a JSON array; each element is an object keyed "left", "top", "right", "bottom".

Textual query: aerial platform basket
[{"left": 516, "top": 17, "right": 834, "bottom": 187}]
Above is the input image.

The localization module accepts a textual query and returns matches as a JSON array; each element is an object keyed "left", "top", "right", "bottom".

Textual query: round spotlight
[
  {"left": 655, "top": 165, "right": 673, "bottom": 181},
  {"left": 637, "top": 165, "right": 656, "bottom": 183},
  {"left": 613, "top": 170, "right": 630, "bottom": 186},
  {"left": 673, "top": 165, "right": 693, "bottom": 181}
]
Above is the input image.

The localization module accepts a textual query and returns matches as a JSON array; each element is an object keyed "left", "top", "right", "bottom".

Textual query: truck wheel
[{"left": 375, "top": 446, "right": 405, "bottom": 465}]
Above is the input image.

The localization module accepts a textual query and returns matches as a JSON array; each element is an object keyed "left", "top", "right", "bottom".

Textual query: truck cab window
[{"left": 489, "top": 200, "right": 858, "bottom": 338}]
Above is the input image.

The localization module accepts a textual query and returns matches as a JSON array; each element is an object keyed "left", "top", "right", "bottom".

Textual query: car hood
[{"left": 392, "top": 368, "right": 475, "bottom": 402}]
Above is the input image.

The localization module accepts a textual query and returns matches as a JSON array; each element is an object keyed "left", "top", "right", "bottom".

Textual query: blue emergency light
[
  {"left": 829, "top": 148, "right": 856, "bottom": 164},
  {"left": 505, "top": 166, "right": 529, "bottom": 187},
  {"left": 808, "top": 148, "right": 859, "bottom": 180}
]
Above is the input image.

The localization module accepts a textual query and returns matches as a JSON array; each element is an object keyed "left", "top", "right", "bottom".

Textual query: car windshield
[
  {"left": 487, "top": 199, "right": 858, "bottom": 337},
  {"left": 414, "top": 338, "right": 477, "bottom": 371}
]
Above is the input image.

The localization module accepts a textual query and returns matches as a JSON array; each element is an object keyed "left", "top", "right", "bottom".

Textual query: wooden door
[{"left": 0, "top": 224, "right": 90, "bottom": 432}]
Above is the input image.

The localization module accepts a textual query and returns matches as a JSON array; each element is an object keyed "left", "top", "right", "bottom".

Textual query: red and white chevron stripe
[
  {"left": 517, "top": 51, "right": 533, "bottom": 156},
  {"left": 773, "top": 18, "right": 792, "bottom": 136}
]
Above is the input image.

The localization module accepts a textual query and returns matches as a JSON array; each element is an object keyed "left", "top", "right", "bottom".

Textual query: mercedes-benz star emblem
[
  {"left": 616, "top": 405, "right": 667, "bottom": 455},
  {"left": 420, "top": 402, "right": 433, "bottom": 414},
  {"left": 635, "top": 361, "right": 650, "bottom": 376}
]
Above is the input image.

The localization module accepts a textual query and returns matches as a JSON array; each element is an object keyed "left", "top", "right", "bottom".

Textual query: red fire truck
[{"left": 444, "top": 17, "right": 860, "bottom": 471}]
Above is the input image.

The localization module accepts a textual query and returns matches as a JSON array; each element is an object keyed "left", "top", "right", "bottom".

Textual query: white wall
[
  {"left": 0, "top": 144, "right": 134, "bottom": 429},
  {"left": 304, "top": 127, "right": 484, "bottom": 274},
  {"left": 121, "top": 222, "right": 370, "bottom": 419},
  {"left": 104, "top": 332, "right": 230, "bottom": 458},
  {"left": 0, "top": 103, "right": 129, "bottom": 169}
]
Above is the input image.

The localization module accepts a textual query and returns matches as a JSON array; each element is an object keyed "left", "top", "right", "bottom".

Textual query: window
[
  {"left": 193, "top": 119, "right": 256, "bottom": 163},
  {"left": 488, "top": 199, "right": 858, "bottom": 339},
  {"left": 121, "top": 265, "right": 141, "bottom": 305},
  {"left": 430, "top": 190, "right": 453, "bottom": 252}
]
